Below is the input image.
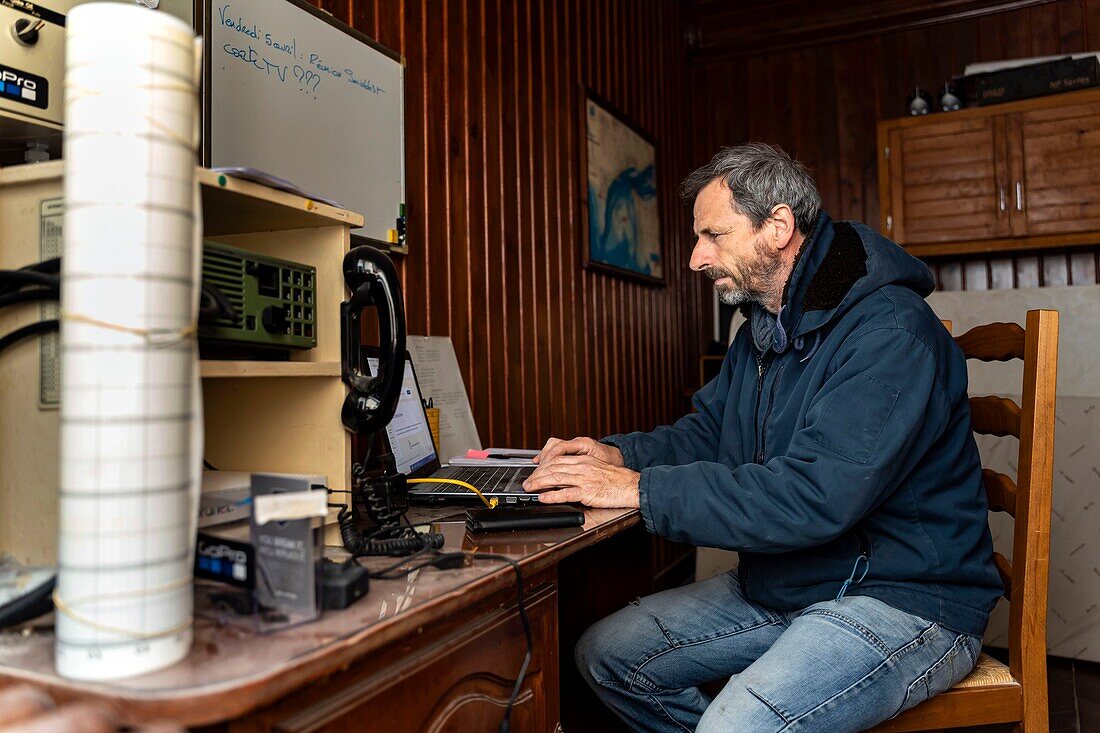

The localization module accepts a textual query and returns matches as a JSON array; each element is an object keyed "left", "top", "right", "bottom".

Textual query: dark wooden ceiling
[{"left": 687, "top": 0, "right": 1058, "bottom": 59}]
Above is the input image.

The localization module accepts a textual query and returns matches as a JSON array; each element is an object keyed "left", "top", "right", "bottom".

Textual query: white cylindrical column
[{"left": 56, "top": 2, "right": 202, "bottom": 681}]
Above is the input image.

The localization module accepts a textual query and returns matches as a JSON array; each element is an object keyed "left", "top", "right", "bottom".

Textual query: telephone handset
[{"left": 340, "top": 245, "right": 406, "bottom": 434}]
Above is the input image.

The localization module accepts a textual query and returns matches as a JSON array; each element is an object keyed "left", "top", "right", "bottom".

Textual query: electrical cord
[
  {"left": 0, "top": 270, "right": 59, "bottom": 291},
  {"left": 468, "top": 552, "right": 531, "bottom": 733},
  {"left": 0, "top": 257, "right": 61, "bottom": 295},
  {"left": 0, "top": 287, "right": 58, "bottom": 309},
  {"left": 333, "top": 502, "right": 444, "bottom": 557},
  {"left": 0, "top": 319, "right": 58, "bottom": 355},
  {"left": 366, "top": 545, "right": 446, "bottom": 579},
  {"left": 1, "top": 258, "right": 234, "bottom": 324},
  {"left": 407, "top": 477, "right": 499, "bottom": 509}
]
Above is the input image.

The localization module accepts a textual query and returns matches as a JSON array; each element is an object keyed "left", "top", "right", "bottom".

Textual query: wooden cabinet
[
  {"left": 882, "top": 115, "right": 1007, "bottom": 245},
  {"left": 1010, "top": 97, "right": 1100, "bottom": 237},
  {"left": 878, "top": 88, "right": 1100, "bottom": 257}
]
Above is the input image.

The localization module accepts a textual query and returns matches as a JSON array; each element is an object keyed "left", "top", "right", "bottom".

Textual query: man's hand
[
  {"left": 523, "top": 454, "right": 640, "bottom": 508},
  {"left": 534, "top": 436, "right": 624, "bottom": 467}
]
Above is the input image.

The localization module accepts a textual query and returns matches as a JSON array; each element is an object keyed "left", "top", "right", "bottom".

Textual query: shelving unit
[
  {"left": 200, "top": 170, "right": 361, "bottom": 494},
  {"left": 0, "top": 161, "right": 362, "bottom": 564}
]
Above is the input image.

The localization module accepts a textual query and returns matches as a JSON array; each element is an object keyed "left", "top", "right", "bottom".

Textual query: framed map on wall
[{"left": 581, "top": 90, "right": 663, "bottom": 285}]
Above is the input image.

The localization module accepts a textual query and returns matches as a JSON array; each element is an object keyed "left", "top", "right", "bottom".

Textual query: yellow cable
[{"left": 407, "top": 478, "right": 499, "bottom": 509}]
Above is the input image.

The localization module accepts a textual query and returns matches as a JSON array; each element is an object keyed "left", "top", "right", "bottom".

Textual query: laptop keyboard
[{"left": 440, "top": 466, "right": 536, "bottom": 493}]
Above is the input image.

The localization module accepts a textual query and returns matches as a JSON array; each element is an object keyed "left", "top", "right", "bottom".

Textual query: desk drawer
[{"left": 269, "top": 583, "right": 558, "bottom": 733}]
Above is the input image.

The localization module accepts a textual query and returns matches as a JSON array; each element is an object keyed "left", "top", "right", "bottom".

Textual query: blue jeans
[{"left": 576, "top": 571, "right": 981, "bottom": 732}]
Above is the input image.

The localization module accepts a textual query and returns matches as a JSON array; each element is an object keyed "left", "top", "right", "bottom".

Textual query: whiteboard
[{"left": 204, "top": 0, "right": 404, "bottom": 243}]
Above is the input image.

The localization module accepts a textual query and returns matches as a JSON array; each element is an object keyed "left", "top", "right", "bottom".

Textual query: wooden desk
[{"left": 0, "top": 506, "right": 672, "bottom": 732}]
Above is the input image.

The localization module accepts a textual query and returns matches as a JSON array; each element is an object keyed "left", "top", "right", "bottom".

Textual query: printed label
[{"left": 0, "top": 64, "right": 48, "bottom": 110}]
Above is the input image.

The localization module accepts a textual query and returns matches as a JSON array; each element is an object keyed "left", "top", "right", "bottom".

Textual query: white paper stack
[{"left": 55, "top": 4, "right": 202, "bottom": 681}]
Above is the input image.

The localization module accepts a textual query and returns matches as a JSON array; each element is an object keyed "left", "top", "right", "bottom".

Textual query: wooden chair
[{"left": 868, "top": 309, "right": 1059, "bottom": 733}]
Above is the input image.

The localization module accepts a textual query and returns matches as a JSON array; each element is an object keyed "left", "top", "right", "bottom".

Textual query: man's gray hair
[{"left": 680, "top": 143, "right": 822, "bottom": 235}]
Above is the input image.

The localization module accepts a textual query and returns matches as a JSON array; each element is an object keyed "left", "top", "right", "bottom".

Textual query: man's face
[{"left": 689, "top": 178, "right": 781, "bottom": 307}]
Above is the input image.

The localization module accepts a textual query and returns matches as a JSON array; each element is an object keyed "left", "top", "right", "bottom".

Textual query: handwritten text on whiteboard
[{"left": 217, "top": 4, "right": 386, "bottom": 97}]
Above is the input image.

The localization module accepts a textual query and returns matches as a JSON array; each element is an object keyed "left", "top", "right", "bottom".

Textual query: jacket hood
[{"left": 750, "top": 212, "right": 936, "bottom": 355}]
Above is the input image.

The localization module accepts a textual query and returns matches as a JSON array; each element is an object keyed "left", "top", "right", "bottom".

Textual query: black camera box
[{"left": 954, "top": 56, "right": 1099, "bottom": 107}]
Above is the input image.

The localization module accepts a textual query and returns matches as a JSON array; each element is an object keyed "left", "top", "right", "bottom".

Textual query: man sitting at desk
[{"left": 523, "top": 143, "right": 1001, "bottom": 733}]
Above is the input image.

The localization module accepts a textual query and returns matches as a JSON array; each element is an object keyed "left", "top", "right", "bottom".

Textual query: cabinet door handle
[
  {"left": 1015, "top": 181, "right": 1024, "bottom": 211},
  {"left": 999, "top": 186, "right": 1007, "bottom": 213}
]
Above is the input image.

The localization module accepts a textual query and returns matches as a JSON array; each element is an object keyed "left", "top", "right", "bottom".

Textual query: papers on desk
[{"left": 406, "top": 336, "right": 483, "bottom": 459}]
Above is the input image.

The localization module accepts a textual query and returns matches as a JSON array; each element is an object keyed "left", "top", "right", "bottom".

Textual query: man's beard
[{"left": 705, "top": 235, "right": 783, "bottom": 306}]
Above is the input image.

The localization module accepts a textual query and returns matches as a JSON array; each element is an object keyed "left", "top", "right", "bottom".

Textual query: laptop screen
[{"left": 366, "top": 357, "right": 438, "bottom": 475}]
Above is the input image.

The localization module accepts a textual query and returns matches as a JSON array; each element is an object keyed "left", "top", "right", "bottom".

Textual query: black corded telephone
[
  {"left": 335, "top": 244, "right": 442, "bottom": 556},
  {"left": 339, "top": 244, "right": 406, "bottom": 434}
]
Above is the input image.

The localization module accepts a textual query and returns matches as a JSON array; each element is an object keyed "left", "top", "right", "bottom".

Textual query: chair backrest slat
[
  {"left": 982, "top": 468, "right": 1017, "bottom": 516},
  {"left": 956, "top": 322, "right": 1026, "bottom": 362},
  {"left": 1006, "top": 310, "right": 1058, "bottom": 709},
  {"left": 970, "top": 395, "right": 1022, "bottom": 438},
  {"left": 956, "top": 309, "right": 1058, "bottom": 731}
]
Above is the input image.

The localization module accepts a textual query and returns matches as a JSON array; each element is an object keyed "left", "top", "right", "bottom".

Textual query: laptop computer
[{"left": 365, "top": 352, "right": 537, "bottom": 503}]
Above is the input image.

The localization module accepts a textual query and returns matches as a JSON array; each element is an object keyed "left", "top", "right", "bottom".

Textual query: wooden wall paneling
[
  {"left": 382, "top": 1, "right": 403, "bottom": 61},
  {"left": 488, "top": 0, "right": 508, "bottom": 444},
  {"left": 427, "top": 3, "right": 449, "bottom": 340},
  {"left": 799, "top": 46, "right": 840, "bottom": 217},
  {"left": 609, "top": 0, "right": 624, "bottom": 436},
  {"left": 660, "top": 0, "right": 675, "bottom": 409},
  {"left": 926, "top": 17, "right": 956, "bottom": 105},
  {"left": 318, "top": 0, "right": 350, "bottom": 25},
  {"left": 834, "top": 38, "right": 873, "bottom": 222},
  {"left": 649, "top": 4, "right": 663, "bottom": 429},
  {"left": 543, "top": 0, "right": 559, "bottom": 440},
  {"left": 448, "top": 0, "right": 474, "bottom": 432},
  {"left": 1001, "top": 5, "right": 1034, "bottom": 58},
  {"left": 597, "top": 1, "right": 611, "bottom": 439},
  {"left": 1030, "top": 3, "right": 1060, "bottom": 54},
  {"left": 567, "top": 0, "right": 586, "bottom": 441},
  {"left": 577, "top": 0, "right": 593, "bottom": 441},
  {"left": 864, "top": 37, "right": 885, "bottom": 232},
  {"left": 948, "top": 18, "right": 980, "bottom": 80},
  {"left": 1088, "top": 0, "right": 1100, "bottom": 48},
  {"left": 629, "top": 0, "right": 643, "bottom": 436},
  {"left": 407, "top": 0, "right": 429, "bottom": 336},
  {"left": 466, "top": 0, "right": 490, "bottom": 438},
  {"left": 525, "top": 0, "right": 540, "bottom": 445},
  {"left": 1057, "top": 0, "right": 1086, "bottom": 51},
  {"left": 509, "top": 0, "right": 531, "bottom": 446},
  {"left": 551, "top": 0, "right": 568, "bottom": 439},
  {"left": 976, "top": 10, "right": 1005, "bottom": 62},
  {"left": 350, "top": 0, "right": 376, "bottom": 38}
]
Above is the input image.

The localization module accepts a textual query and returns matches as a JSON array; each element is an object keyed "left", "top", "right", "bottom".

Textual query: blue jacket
[{"left": 603, "top": 214, "right": 1002, "bottom": 637}]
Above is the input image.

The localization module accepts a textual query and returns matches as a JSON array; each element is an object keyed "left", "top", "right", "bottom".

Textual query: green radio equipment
[{"left": 199, "top": 241, "right": 317, "bottom": 352}]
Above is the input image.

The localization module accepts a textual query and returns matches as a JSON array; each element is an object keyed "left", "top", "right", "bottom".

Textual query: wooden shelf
[
  {"left": 0, "top": 164, "right": 365, "bottom": 235},
  {"left": 200, "top": 360, "right": 342, "bottom": 378},
  {"left": 198, "top": 168, "right": 364, "bottom": 236},
  {"left": 905, "top": 231, "right": 1100, "bottom": 258}
]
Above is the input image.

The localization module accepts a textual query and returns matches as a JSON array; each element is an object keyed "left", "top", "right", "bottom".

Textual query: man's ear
[{"left": 769, "top": 205, "right": 797, "bottom": 250}]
